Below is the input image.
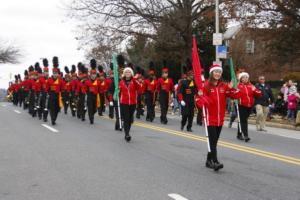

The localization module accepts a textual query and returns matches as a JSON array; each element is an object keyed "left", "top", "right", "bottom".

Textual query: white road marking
[
  {"left": 14, "top": 110, "right": 21, "bottom": 114},
  {"left": 2, "top": 104, "right": 7, "bottom": 107},
  {"left": 168, "top": 193, "right": 189, "bottom": 200},
  {"left": 41, "top": 124, "right": 59, "bottom": 133}
]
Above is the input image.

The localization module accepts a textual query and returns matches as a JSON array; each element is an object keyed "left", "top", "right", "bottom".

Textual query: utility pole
[{"left": 215, "top": 0, "right": 220, "bottom": 63}]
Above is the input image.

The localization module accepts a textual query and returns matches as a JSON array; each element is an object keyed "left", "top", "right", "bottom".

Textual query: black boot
[
  {"left": 187, "top": 127, "right": 193, "bottom": 132},
  {"left": 237, "top": 135, "right": 244, "bottom": 140},
  {"left": 125, "top": 134, "right": 131, "bottom": 142},
  {"left": 244, "top": 136, "right": 250, "bottom": 142},
  {"left": 213, "top": 160, "right": 224, "bottom": 171}
]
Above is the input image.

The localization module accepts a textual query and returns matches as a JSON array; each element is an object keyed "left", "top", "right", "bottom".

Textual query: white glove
[
  {"left": 180, "top": 101, "right": 186, "bottom": 106},
  {"left": 109, "top": 101, "right": 114, "bottom": 106},
  {"left": 170, "top": 102, "right": 174, "bottom": 107}
]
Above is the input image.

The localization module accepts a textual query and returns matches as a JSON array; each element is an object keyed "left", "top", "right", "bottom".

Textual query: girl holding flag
[
  {"left": 195, "top": 64, "right": 239, "bottom": 171},
  {"left": 236, "top": 72, "right": 262, "bottom": 142},
  {"left": 118, "top": 67, "right": 143, "bottom": 142}
]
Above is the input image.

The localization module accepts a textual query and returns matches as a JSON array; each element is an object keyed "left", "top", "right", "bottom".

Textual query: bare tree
[
  {"left": 68, "top": 0, "right": 218, "bottom": 63},
  {"left": 0, "top": 40, "right": 21, "bottom": 64}
]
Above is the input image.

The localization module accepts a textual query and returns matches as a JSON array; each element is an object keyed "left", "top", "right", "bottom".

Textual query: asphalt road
[{"left": 1, "top": 102, "right": 300, "bottom": 200}]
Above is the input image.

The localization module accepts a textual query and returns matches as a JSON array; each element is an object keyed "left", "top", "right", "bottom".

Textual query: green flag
[
  {"left": 229, "top": 58, "right": 238, "bottom": 88},
  {"left": 112, "top": 53, "right": 119, "bottom": 101},
  {"left": 230, "top": 58, "right": 238, "bottom": 104}
]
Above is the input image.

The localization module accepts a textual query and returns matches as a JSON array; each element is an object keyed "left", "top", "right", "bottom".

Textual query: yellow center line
[{"left": 100, "top": 116, "right": 300, "bottom": 166}]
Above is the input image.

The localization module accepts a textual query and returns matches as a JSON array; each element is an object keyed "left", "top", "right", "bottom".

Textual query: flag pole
[
  {"left": 112, "top": 53, "right": 122, "bottom": 130},
  {"left": 229, "top": 58, "right": 242, "bottom": 134},
  {"left": 192, "top": 35, "right": 211, "bottom": 153}
]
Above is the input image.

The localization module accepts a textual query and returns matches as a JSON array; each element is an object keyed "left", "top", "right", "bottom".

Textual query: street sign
[
  {"left": 217, "top": 45, "right": 227, "bottom": 59},
  {"left": 213, "top": 33, "right": 223, "bottom": 46}
]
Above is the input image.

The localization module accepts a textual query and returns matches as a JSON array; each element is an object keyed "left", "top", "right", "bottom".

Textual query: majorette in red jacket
[
  {"left": 119, "top": 78, "right": 142, "bottom": 105},
  {"left": 48, "top": 78, "right": 63, "bottom": 94},
  {"left": 156, "top": 78, "right": 174, "bottom": 93},
  {"left": 85, "top": 79, "right": 100, "bottom": 95},
  {"left": 195, "top": 81, "right": 240, "bottom": 126},
  {"left": 76, "top": 80, "right": 87, "bottom": 95},
  {"left": 143, "top": 79, "right": 157, "bottom": 93},
  {"left": 237, "top": 82, "right": 262, "bottom": 108}
]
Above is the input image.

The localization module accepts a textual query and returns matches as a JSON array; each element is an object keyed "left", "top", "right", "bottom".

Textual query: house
[{"left": 224, "top": 25, "right": 300, "bottom": 81}]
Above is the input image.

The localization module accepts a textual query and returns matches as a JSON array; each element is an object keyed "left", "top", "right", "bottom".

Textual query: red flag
[{"left": 192, "top": 35, "right": 203, "bottom": 90}]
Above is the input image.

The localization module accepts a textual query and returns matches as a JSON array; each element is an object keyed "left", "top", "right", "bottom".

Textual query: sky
[{"left": 0, "top": 0, "right": 84, "bottom": 88}]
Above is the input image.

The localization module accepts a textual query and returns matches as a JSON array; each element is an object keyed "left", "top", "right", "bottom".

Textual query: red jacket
[
  {"left": 85, "top": 79, "right": 100, "bottom": 95},
  {"left": 196, "top": 81, "right": 240, "bottom": 126},
  {"left": 62, "top": 81, "right": 72, "bottom": 93},
  {"left": 76, "top": 80, "right": 87, "bottom": 95},
  {"left": 20, "top": 79, "right": 31, "bottom": 91},
  {"left": 143, "top": 79, "right": 157, "bottom": 93},
  {"left": 238, "top": 83, "right": 262, "bottom": 108},
  {"left": 99, "top": 80, "right": 107, "bottom": 94},
  {"left": 157, "top": 78, "right": 174, "bottom": 93},
  {"left": 119, "top": 78, "right": 142, "bottom": 105},
  {"left": 48, "top": 78, "right": 63, "bottom": 94}
]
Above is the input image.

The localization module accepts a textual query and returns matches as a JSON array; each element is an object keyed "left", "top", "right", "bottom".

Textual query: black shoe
[
  {"left": 90, "top": 120, "right": 94, "bottom": 124},
  {"left": 205, "top": 160, "right": 215, "bottom": 169},
  {"left": 213, "top": 161, "right": 224, "bottom": 171},
  {"left": 181, "top": 125, "right": 184, "bottom": 131},
  {"left": 43, "top": 119, "right": 47, "bottom": 122},
  {"left": 136, "top": 115, "right": 140, "bottom": 119},
  {"left": 146, "top": 118, "right": 150, "bottom": 122},
  {"left": 244, "top": 137, "right": 251, "bottom": 142},
  {"left": 187, "top": 128, "right": 193, "bottom": 132},
  {"left": 237, "top": 135, "right": 244, "bottom": 140},
  {"left": 150, "top": 118, "right": 154, "bottom": 122},
  {"left": 125, "top": 134, "right": 131, "bottom": 142},
  {"left": 51, "top": 121, "right": 56, "bottom": 126},
  {"left": 82, "top": 118, "right": 85, "bottom": 121}
]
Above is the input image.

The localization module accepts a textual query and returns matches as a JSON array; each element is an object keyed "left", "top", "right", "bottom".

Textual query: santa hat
[
  {"left": 238, "top": 72, "right": 249, "bottom": 80},
  {"left": 122, "top": 67, "right": 134, "bottom": 77},
  {"left": 209, "top": 64, "right": 223, "bottom": 74}
]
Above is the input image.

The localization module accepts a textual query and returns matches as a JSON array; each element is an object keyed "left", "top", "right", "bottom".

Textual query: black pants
[
  {"left": 136, "top": 95, "right": 144, "bottom": 118},
  {"left": 23, "top": 90, "right": 29, "bottom": 110},
  {"left": 77, "top": 93, "right": 87, "bottom": 120},
  {"left": 207, "top": 126, "right": 222, "bottom": 162},
  {"left": 114, "top": 101, "right": 122, "bottom": 130},
  {"left": 237, "top": 105, "right": 251, "bottom": 137},
  {"left": 197, "top": 108, "right": 202, "bottom": 126},
  {"left": 28, "top": 90, "right": 36, "bottom": 116},
  {"left": 98, "top": 93, "right": 105, "bottom": 116},
  {"left": 181, "top": 102, "right": 194, "bottom": 129},
  {"left": 121, "top": 104, "right": 136, "bottom": 136},
  {"left": 62, "top": 92, "right": 70, "bottom": 114},
  {"left": 87, "top": 93, "right": 97, "bottom": 123},
  {"left": 13, "top": 92, "right": 18, "bottom": 106},
  {"left": 48, "top": 92, "right": 60, "bottom": 123},
  {"left": 69, "top": 92, "right": 77, "bottom": 117},
  {"left": 18, "top": 89, "right": 23, "bottom": 107},
  {"left": 145, "top": 92, "right": 155, "bottom": 121},
  {"left": 38, "top": 92, "right": 48, "bottom": 121},
  {"left": 159, "top": 91, "right": 169, "bottom": 123}
]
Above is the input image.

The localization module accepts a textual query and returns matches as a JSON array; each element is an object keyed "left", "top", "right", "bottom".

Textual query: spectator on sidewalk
[
  {"left": 255, "top": 76, "right": 274, "bottom": 131},
  {"left": 287, "top": 86, "right": 298, "bottom": 122}
]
